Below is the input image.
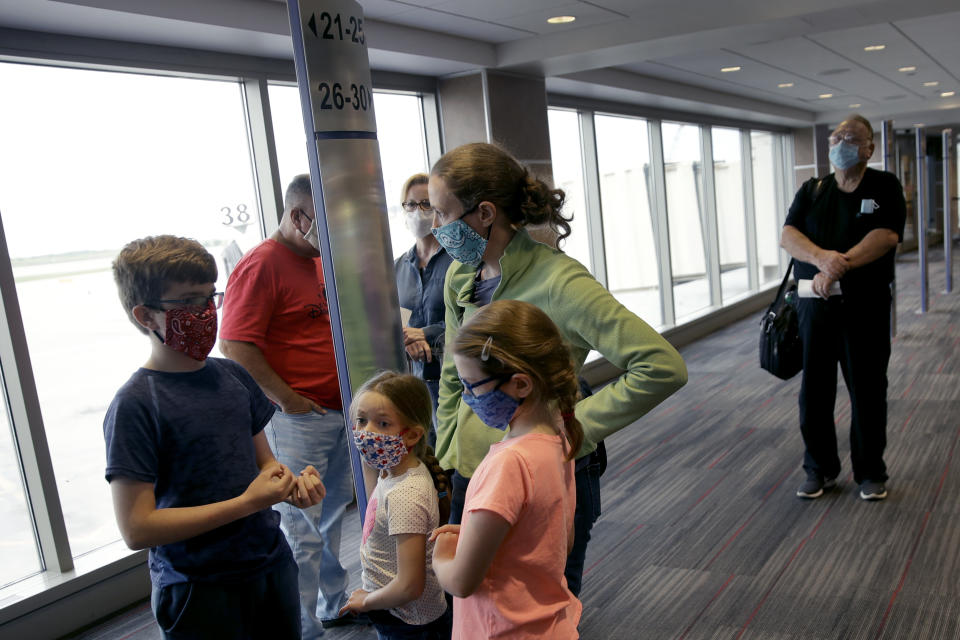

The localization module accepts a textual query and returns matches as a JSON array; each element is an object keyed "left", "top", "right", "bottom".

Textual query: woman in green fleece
[{"left": 428, "top": 142, "right": 688, "bottom": 596}]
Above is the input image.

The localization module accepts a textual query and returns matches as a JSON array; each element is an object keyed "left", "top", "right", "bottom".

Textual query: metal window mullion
[
  {"left": 421, "top": 91, "right": 443, "bottom": 164},
  {"left": 741, "top": 130, "right": 759, "bottom": 291},
  {"left": 649, "top": 120, "right": 675, "bottom": 327},
  {"left": 578, "top": 111, "right": 608, "bottom": 287},
  {"left": 701, "top": 126, "right": 721, "bottom": 306},
  {"left": 0, "top": 215, "right": 73, "bottom": 573},
  {"left": 772, "top": 134, "right": 789, "bottom": 272},
  {"left": 241, "top": 77, "right": 283, "bottom": 235}
]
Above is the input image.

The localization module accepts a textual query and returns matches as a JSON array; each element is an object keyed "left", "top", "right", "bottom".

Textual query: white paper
[
  {"left": 797, "top": 279, "right": 842, "bottom": 298},
  {"left": 400, "top": 307, "right": 412, "bottom": 327}
]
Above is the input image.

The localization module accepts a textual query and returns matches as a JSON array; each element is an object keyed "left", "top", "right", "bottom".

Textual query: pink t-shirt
[
  {"left": 220, "top": 238, "right": 341, "bottom": 409},
  {"left": 454, "top": 433, "right": 581, "bottom": 639}
]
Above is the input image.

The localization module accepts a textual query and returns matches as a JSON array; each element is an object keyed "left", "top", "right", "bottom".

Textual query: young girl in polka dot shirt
[{"left": 339, "top": 371, "right": 452, "bottom": 639}]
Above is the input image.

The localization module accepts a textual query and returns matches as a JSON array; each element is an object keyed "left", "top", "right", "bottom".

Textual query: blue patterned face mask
[
  {"left": 432, "top": 217, "right": 487, "bottom": 268},
  {"left": 459, "top": 374, "right": 523, "bottom": 431},
  {"left": 829, "top": 141, "right": 861, "bottom": 170}
]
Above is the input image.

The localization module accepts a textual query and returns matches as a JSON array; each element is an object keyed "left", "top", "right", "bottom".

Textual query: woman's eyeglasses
[{"left": 401, "top": 199, "right": 433, "bottom": 213}]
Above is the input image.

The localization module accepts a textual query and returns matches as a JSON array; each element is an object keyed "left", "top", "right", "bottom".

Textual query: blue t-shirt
[{"left": 103, "top": 357, "right": 290, "bottom": 587}]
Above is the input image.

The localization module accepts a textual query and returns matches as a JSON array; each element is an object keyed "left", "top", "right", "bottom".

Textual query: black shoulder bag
[{"left": 759, "top": 259, "right": 802, "bottom": 380}]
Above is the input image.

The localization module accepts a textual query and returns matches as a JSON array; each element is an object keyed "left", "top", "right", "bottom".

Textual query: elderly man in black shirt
[{"left": 781, "top": 114, "right": 906, "bottom": 502}]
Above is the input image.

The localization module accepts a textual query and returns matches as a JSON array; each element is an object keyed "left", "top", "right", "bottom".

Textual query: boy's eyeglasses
[
  {"left": 149, "top": 292, "right": 224, "bottom": 310},
  {"left": 402, "top": 199, "right": 433, "bottom": 213}
]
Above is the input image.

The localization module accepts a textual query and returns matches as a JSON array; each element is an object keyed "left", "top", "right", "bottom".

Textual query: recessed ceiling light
[
  {"left": 864, "top": 45, "right": 886, "bottom": 51},
  {"left": 547, "top": 15, "right": 576, "bottom": 24},
  {"left": 923, "top": 81, "right": 940, "bottom": 87},
  {"left": 721, "top": 66, "right": 741, "bottom": 73},
  {"left": 898, "top": 66, "right": 917, "bottom": 73},
  {"left": 819, "top": 93, "right": 834, "bottom": 99},
  {"left": 778, "top": 82, "right": 794, "bottom": 88},
  {"left": 943, "top": 91, "right": 956, "bottom": 98},
  {"left": 849, "top": 103, "right": 862, "bottom": 108}
]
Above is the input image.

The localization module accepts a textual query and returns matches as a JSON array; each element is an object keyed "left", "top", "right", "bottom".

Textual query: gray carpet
[{"left": 68, "top": 248, "right": 960, "bottom": 639}]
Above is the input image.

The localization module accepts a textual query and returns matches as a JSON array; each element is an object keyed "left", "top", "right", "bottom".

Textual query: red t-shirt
[{"left": 220, "top": 238, "right": 341, "bottom": 409}]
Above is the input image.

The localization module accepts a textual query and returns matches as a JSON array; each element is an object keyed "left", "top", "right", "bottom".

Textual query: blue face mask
[
  {"left": 459, "top": 374, "right": 522, "bottom": 431},
  {"left": 829, "top": 141, "right": 861, "bottom": 170},
  {"left": 432, "top": 217, "right": 487, "bottom": 268}
]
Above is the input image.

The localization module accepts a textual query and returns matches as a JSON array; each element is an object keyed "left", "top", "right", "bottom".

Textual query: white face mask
[
  {"left": 300, "top": 212, "right": 320, "bottom": 251},
  {"left": 404, "top": 209, "right": 435, "bottom": 239}
]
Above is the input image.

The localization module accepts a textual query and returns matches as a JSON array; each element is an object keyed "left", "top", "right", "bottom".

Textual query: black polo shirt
[{"left": 784, "top": 168, "right": 906, "bottom": 292}]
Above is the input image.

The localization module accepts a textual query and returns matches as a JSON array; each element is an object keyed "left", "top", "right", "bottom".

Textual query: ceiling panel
[
  {"left": 891, "top": 11, "right": 960, "bottom": 91},
  {"left": 432, "top": 0, "right": 564, "bottom": 22},
  {"left": 807, "top": 23, "right": 942, "bottom": 96},
  {"left": 495, "top": 2, "right": 624, "bottom": 35},
  {"left": 379, "top": 6, "right": 532, "bottom": 42}
]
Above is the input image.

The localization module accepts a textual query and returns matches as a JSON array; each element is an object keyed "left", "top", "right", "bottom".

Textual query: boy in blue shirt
[{"left": 104, "top": 235, "right": 326, "bottom": 639}]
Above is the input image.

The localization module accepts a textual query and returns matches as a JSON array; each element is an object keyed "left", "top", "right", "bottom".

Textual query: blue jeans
[
  {"left": 368, "top": 606, "right": 452, "bottom": 640},
  {"left": 151, "top": 555, "right": 300, "bottom": 639},
  {"left": 447, "top": 470, "right": 471, "bottom": 525},
  {"left": 564, "top": 445, "right": 605, "bottom": 597},
  {"left": 266, "top": 408, "right": 354, "bottom": 639}
]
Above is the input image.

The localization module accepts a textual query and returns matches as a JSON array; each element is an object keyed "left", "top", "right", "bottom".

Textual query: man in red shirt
[{"left": 221, "top": 174, "right": 352, "bottom": 638}]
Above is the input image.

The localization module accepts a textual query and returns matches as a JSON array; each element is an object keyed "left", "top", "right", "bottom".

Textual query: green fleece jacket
[{"left": 436, "top": 228, "right": 688, "bottom": 476}]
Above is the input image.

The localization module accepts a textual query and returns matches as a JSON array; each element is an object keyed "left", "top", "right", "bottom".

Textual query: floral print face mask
[{"left": 353, "top": 429, "right": 409, "bottom": 470}]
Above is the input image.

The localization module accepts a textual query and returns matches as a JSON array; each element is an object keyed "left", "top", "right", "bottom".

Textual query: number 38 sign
[{"left": 298, "top": 0, "right": 376, "bottom": 134}]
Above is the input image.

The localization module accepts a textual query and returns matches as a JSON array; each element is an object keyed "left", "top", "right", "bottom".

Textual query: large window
[
  {"left": 0, "top": 62, "right": 262, "bottom": 562},
  {"left": 593, "top": 114, "right": 661, "bottom": 326},
  {"left": 268, "top": 84, "right": 430, "bottom": 260},
  {"left": 546, "top": 109, "right": 593, "bottom": 273},
  {"left": 662, "top": 122, "right": 710, "bottom": 320},
  {"left": 712, "top": 127, "right": 749, "bottom": 302}
]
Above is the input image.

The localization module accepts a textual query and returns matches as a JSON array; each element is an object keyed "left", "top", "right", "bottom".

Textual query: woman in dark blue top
[{"left": 394, "top": 173, "right": 453, "bottom": 446}]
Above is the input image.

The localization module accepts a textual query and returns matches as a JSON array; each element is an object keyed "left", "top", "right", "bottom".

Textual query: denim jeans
[
  {"left": 564, "top": 445, "right": 605, "bottom": 597},
  {"left": 447, "top": 470, "right": 471, "bottom": 525},
  {"left": 368, "top": 606, "right": 452, "bottom": 640},
  {"left": 266, "top": 408, "right": 354, "bottom": 639},
  {"left": 151, "top": 555, "right": 300, "bottom": 639}
]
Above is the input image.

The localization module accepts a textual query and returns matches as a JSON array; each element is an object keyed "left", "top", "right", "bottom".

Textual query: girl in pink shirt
[{"left": 430, "top": 300, "right": 583, "bottom": 639}]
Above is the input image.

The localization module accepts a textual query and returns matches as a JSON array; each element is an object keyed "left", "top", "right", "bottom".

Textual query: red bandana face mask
[{"left": 158, "top": 302, "right": 218, "bottom": 361}]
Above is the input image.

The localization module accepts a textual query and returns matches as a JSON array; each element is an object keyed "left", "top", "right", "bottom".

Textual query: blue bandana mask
[
  {"left": 829, "top": 141, "right": 861, "bottom": 170},
  {"left": 432, "top": 218, "right": 487, "bottom": 268},
  {"left": 459, "top": 375, "right": 523, "bottom": 431}
]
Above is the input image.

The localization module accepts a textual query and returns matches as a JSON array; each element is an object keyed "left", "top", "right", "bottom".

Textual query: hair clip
[
  {"left": 561, "top": 411, "right": 575, "bottom": 422},
  {"left": 437, "top": 491, "right": 448, "bottom": 499},
  {"left": 480, "top": 336, "right": 494, "bottom": 361}
]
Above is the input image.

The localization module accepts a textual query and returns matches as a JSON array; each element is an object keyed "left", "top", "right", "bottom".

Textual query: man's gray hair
[
  {"left": 845, "top": 114, "right": 874, "bottom": 141},
  {"left": 284, "top": 173, "right": 313, "bottom": 211}
]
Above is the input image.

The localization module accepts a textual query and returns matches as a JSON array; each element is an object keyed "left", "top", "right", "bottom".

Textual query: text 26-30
[{"left": 317, "top": 82, "right": 371, "bottom": 111}]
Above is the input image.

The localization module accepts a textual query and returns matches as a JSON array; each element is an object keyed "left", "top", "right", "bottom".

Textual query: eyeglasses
[
  {"left": 402, "top": 199, "right": 433, "bottom": 213},
  {"left": 459, "top": 373, "right": 511, "bottom": 397},
  {"left": 829, "top": 131, "right": 870, "bottom": 146},
  {"left": 149, "top": 292, "right": 224, "bottom": 310}
]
